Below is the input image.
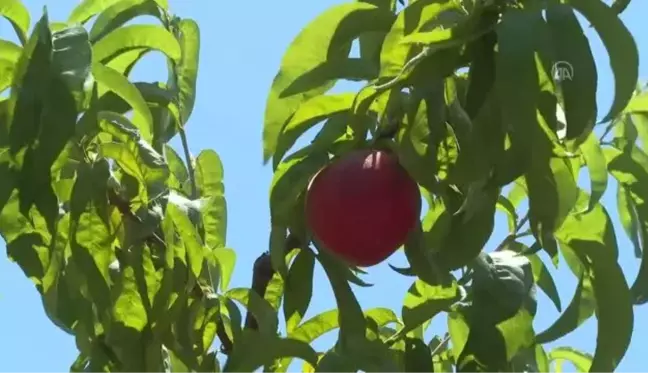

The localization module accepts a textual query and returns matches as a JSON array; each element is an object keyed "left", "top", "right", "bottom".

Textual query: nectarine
[{"left": 305, "top": 149, "right": 421, "bottom": 267}]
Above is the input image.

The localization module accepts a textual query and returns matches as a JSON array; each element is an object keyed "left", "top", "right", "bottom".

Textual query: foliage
[{"left": 0, "top": 0, "right": 647, "bottom": 372}]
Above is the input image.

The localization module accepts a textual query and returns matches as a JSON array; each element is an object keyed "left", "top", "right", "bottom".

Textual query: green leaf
[
  {"left": 92, "top": 63, "right": 154, "bottom": 142},
  {"left": 92, "top": 25, "right": 181, "bottom": 64},
  {"left": 546, "top": 2, "right": 597, "bottom": 142},
  {"left": 69, "top": 0, "right": 168, "bottom": 24},
  {"left": 570, "top": 0, "right": 638, "bottom": 122},
  {"left": 526, "top": 155, "right": 579, "bottom": 261},
  {"left": 262, "top": 2, "right": 393, "bottom": 162},
  {"left": 432, "top": 184, "right": 499, "bottom": 271},
  {"left": 8, "top": 11, "right": 54, "bottom": 162},
  {"left": 275, "top": 93, "right": 355, "bottom": 165},
  {"left": 616, "top": 184, "right": 642, "bottom": 258},
  {"left": 493, "top": 8, "right": 541, "bottom": 183},
  {"left": 97, "top": 112, "right": 168, "bottom": 203},
  {"left": 167, "top": 199, "right": 205, "bottom": 279},
  {"left": 580, "top": 132, "right": 608, "bottom": 213},
  {"left": 403, "top": 221, "right": 445, "bottom": 287},
  {"left": 398, "top": 278, "right": 460, "bottom": 338},
  {"left": 0, "top": 0, "right": 30, "bottom": 45},
  {"left": 223, "top": 330, "right": 318, "bottom": 373},
  {"left": 269, "top": 147, "right": 328, "bottom": 224},
  {"left": 555, "top": 195, "right": 633, "bottom": 372},
  {"left": 51, "top": 26, "right": 93, "bottom": 95},
  {"left": 379, "top": 0, "right": 463, "bottom": 78},
  {"left": 173, "top": 19, "right": 200, "bottom": 124},
  {"left": 536, "top": 262, "right": 595, "bottom": 344},
  {"left": 496, "top": 195, "right": 518, "bottom": 233},
  {"left": 89, "top": 0, "right": 167, "bottom": 43},
  {"left": 403, "top": 338, "right": 433, "bottom": 372},
  {"left": 105, "top": 48, "right": 150, "bottom": 76},
  {"left": 9, "top": 13, "right": 78, "bottom": 234},
  {"left": 548, "top": 347, "right": 593, "bottom": 372},
  {"left": 112, "top": 257, "right": 149, "bottom": 331},
  {"left": 164, "top": 144, "right": 189, "bottom": 193},
  {"left": 316, "top": 250, "right": 366, "bottom": 343},
  {"left": 69, "top": 160, "right": 115, "bottom": 325},
  {"left": 225, "top": 287, "right": 278, "bottom": 336},
  {"left": 528, "top": 253, "right": 562, "bottom": 312},
  {"left": 209, "top": 247, "right": 236, "bottom": 292},
  {"left": 283, "top": 248, "right": 315, "bottom": 333},
  {"left": 625, "top": 92, "right": 648, "bottom": 115},
  {"left": 604, "top": 147, "right": 648, "bottom": 304},
  {"left": 195, "top": 149, "right": 227, "bottom": 249}
]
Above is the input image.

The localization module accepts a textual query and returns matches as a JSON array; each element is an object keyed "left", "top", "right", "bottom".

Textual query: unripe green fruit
[{"left": 305, "top": 149, "right": 421, "bottom": 267}]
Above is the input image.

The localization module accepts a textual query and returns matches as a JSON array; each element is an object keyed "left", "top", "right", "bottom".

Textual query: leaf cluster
[{"left": 0, "top": 0, "right": 646, "bottom": 372}]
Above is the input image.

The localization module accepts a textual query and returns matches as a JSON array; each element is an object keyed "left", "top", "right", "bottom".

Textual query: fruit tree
[{"left": 1, "top": 0, "right": 647, "bottom": 371}]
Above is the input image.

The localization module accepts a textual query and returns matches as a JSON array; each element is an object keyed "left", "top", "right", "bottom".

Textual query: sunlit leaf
[
  {"left": 605, "top": 146, "right": 648, "bottom": 304},
  {"left": 69, "top": 0, "right": 168, "bottom": 24},
  {"left": 195, "top": 149, "right": 227, "bottom": 249},
  {"left": 275, "top": 93, "right": 355, "bottom": 165},
  {"left": 89, "top": 0, "right": 167, "bottom": 43},
  {"left": 269, "top": 147, "right": 328, "bottom": 225},
  {"left": 398, "top": 278, "right": 460, "bottom": 338},
  {"left": 554, "top": 192, "right": 633, "bottom": 372},
  {"left": 92, "top": 25, "right": 181, "bottom": 64},
  {"left": 262, "top": 2, "right": 393, "bottom": 162},
  {"left": 223, "top": 330, "right": 318, "bottom": 372},
  {"left": 92, "top": 63, "right": 154, "bottom": 142},
  {"left": 579, "top": 132, "right": 608, "bottom": 213},
  {"left": 170, "top": 19, "right": 200, "bottom": 125},
  {"left": 0, "top": 0, "right": 30, "bottom": 45},
  {"left": 379, "top": 0, "right": 463, "bottom": 78},
  {"left": 548, "top": 347, "right": 593, "bottom": 372}
]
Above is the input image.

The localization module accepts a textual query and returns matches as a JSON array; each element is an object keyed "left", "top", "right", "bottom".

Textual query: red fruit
[{"left": 305, "top": 149, "right": 421, "bottom": 267}]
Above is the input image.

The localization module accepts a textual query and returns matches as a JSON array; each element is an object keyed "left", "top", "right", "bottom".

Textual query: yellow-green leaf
[
  {"left": 92, "top": 25, "right": 181, "bottom": 64},
  {"left": 262, "top": 2, "right": 393, "bottom": 162}
]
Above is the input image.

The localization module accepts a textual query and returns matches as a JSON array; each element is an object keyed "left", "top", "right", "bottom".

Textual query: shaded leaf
[
  {"left": 546, "top": 2, "right": 597, "bottom": 142},
  {"left": 571, "top": 0, "right": 638, "bottom": 122},
  {"left": 283, "top": 248, "right": 315, "bottom": 333}
]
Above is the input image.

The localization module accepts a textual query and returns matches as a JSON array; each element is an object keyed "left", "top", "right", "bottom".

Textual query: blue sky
[{"left": 1, "top": 0, "right": 647, "bottom": 371}]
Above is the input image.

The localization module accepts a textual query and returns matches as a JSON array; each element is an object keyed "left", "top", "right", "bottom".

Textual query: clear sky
[{"left": 1, "top": 0, "right": 647, "bottom": 371}]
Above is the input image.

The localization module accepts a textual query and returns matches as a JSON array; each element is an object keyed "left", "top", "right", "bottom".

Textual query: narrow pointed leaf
[
  {"left": 69, "top": 0, "right": 168, "bottom": 24},
  {"left": 569, "top": 0, "right": 638, "bottom": 122},
  {"left": 92, "top": 63, "right": 154, "bottom": 142},
  {"left": 262, "top": 2, "right": 393, "bottom": 162},
  {"left": 92, "top": 25, "right": 181, "bottom": 64},
  {"left": 0, "top": 0, "right": 30, "bottom": 45}
]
